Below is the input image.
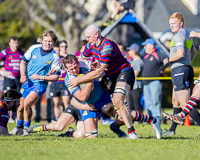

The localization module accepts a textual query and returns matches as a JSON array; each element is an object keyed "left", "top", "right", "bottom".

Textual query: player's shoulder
[
  {"left": 26, "top": 44, "right": 42, "bottom": 53},
  {"left": 175, "top": 29, "right": 187, "bottom": 40},
  {"left": 101, "top": 37, "right": 113, "bottom": 53}
]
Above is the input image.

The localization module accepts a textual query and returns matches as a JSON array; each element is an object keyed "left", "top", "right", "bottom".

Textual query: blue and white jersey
[
  {"left": 22, "top": 44, "right": 60, "bottom": 87},
  {"left": 65, "top": 62, "right": 104, "bottom": 104}
]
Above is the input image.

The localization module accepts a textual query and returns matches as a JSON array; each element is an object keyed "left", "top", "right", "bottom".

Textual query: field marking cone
[{"left": 184, "top": 115, "right": 190, "bottom": 127}]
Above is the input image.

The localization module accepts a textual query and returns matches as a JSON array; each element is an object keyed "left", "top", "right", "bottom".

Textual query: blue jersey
[
  {"left": 65, "top": 64, "right": 104, "bottom": 104},
  {"left": 22, "top": 44, "right": 60, "bottom": 87}
]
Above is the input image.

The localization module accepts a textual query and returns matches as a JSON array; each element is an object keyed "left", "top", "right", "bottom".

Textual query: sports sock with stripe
[
  {"left": 169, "top": 107, "right": 182, "bottom": 132},
  {"left": 189, "top": 108, "right": 200, "bottom": 126},
  {"left": 134, "top": 110, "right": 156, "bottom": 124},
  {"left": 181, "top": 96, "right": 200, "bottom": 118}
]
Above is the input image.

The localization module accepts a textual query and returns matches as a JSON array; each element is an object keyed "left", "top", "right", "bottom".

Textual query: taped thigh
[
  {"left": 113, "top": 87, "right": 127, "bottom": 97},
  {"left": 194, "top": 79, "right": 200, "bottom": 86}
]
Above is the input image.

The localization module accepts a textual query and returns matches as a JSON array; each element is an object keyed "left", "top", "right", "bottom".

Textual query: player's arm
[
  {"left": 20, "top": 59, "right": 28, "bottom": 83},
  {"left": 190, "top": 31, "right": 200, "bottom": 38},
  {"left": 73, "top": 81, "right": 94, "bottom": 102},
  {"left": 71, "top": 97, "right": 96, "bottom": 111},
  {"left": 30, "top": 74, "right": 59, "bottom": 82},
  {"left": 68, "top": 63, "right": 108, "bottom": 87},
  {"left": 169, "top": 48, "right": 185, "bottom": 62},
  {"left": 191, "top": 47, "right": 196, "bottom": 61}
]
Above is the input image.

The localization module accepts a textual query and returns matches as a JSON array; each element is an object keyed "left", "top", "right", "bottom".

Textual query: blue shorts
[
  {"left": 171, "top": 65, "right": 194, "bottom": 91},
  {"left": 94, "top": 91, "right": 112, "bottom": 111},
  {"left": 80, "top": 91, "right": 112, "bottom": 121},
  {"left": 20, "top": 82, "right": 46, "bottom": 98}
]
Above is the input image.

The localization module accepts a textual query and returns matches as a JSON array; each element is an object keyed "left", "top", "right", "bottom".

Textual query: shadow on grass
[{"left": 140, "top": 136, "right": 192, "bottom": 140}]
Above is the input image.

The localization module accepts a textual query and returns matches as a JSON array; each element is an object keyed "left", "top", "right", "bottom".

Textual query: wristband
[{"left": 40, "top": 76, "right": 44, "bottom": 80}]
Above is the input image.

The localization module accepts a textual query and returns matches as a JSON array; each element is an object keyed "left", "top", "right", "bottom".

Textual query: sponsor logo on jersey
[
  {"left": 149, "top": 57, "right": 154, "bottom": 61},
  {"left": 120, "top": 75, "right": 124, "bottom": 79},
  {"left": 46, "top": 61, "right": 51, "bottom": 64},
  {"left": 33, "top": 55, "right": 36, "bottom": 59}
]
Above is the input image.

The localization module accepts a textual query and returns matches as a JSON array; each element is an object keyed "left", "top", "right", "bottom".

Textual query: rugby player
[
  {"left": 67, "top": 25, "right": 162, "bottom": 139},
  {"left": 163, "top": 12, "right": 197, "bottom": 136},
  {"left": 9, "top": 30, "right": 60, "bottom": 136},
  {"left": 0, "top": 89, "right": 22, "bottom": 136}
]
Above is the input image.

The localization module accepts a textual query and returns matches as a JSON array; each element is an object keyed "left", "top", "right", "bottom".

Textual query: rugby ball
[
  {"left": 77, "top": 73, "right": 94, "bottom": 90},
  {"left": 78, "top": 74, "right": 87, "bottom": 89}
]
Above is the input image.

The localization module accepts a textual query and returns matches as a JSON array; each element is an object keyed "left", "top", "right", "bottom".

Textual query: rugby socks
[
  {"left": 128, "top": 126, "right": 135, "bottom": 134},
  {"left": 110, "top": 122, "right": 120, "bottom": 131},
  {"left": 55, "top": 117, "right": 59, "bottom": 121},
  {"left": 181, "top": 96, "right": 200, "bottom": 118},
  {"left": 134, "top": 111, "right": 156, "bottom": 124},
  {"left": 169, "top": 108, "right": 182, "bottom": 132},
  {"left": 42, "top": 124, "right": 48, "bottom": 131},
  {"left": 189, "top": 108, "right": 200, "bottom": 126},
  {"left": 17, "top": 119, "right": 23, "bottom": 128},
  {"left": 23, "top": 120, "right": 31, "bottom": 128}
]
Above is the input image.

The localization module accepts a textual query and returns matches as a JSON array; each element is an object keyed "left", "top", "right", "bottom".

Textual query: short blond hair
[
  {"left": 169, "top": 12, "right": 184, "bottom": 26},
  {"left": 40, "top": 30, "right": 58, "bottom": 44}
]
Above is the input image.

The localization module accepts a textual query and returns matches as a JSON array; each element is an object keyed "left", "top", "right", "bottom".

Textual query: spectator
[
  {"left": 142, "top": 39, "right": 168, "bottom": 119},
  {"left": 104, "top": 0, "right": 135, "bottom": 26},
  {"left": 127, "top": 43, "right": 144, "bottom": 113}
]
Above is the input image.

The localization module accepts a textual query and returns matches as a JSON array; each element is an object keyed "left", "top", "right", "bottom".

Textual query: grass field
[{"left": 1, "top": 121, "right": 200, "bottom": 160}]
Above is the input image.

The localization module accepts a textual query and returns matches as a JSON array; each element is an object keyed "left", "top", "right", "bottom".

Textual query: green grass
[{"left": 1, "top": 122, "right": 200, "bottom": 160}]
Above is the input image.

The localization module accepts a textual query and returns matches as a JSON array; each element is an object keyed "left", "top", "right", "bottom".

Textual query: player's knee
[
  {"left": 75, "top": 131, "right": 85, "bottom": 138},
  {"left": 193, "top": 84, "right": 200, "bottom": 96}
]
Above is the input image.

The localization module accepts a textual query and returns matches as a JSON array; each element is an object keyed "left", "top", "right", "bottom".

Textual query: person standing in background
[
  {"left": 49, "top": 40, "right": 71, "bottom": 121},
  {"left": 142, "top": 39, "right": 167, "bottom": 122},
  {"left": 127, "top": 44, "right": 144, "bottom": 113}
]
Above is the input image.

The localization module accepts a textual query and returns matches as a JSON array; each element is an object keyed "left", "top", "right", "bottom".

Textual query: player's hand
[
  {"left": 85, "top": 103, "right": 97, "bottom": 111},
  {"left": 163, "top": 58, "right": 169, "bottom": 65},
  {"left": 48, "top": 68, "right": 56, "bottom": 75},
  {"left": 189, "top": 31, "right": 197, "bottom": 38},
  {"left": 91, "top": 60, "right": 101, "bottom": 70},
  {"left": 68, "top": 77, "right": 79, "bottom": 87},
  {"left": 20, "top": 75, "right": 27, "bottom": 83},
  {"left": 30, "top": 73, "right": 41, "bottom": 80}
]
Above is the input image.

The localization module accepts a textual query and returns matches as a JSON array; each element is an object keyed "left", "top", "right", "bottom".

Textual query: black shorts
[
  {"left": 120, "top": 0, "right": 135, "bottom": 10},
  {"left": 109, "top": 69, "right": 135, "bottom": 94},
  {"left": 171, "top": 65, "right": 194, "bottom": 91},
  {"left": 63, "top": 104, "right": 82, "bottom": 122},
  {"left": 3, "top": 77, "right": 21, "bottom": 91},
  {"left": 49, "top": 82, "right": 70, "bottom": 97}
]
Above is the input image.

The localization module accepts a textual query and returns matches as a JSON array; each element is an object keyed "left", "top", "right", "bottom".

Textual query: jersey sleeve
[
  {"left": 98, "top": 44, "right": 113, "bottom": 64},
  {"left": 81, "top": 43, "right": 92, "bottom": 59},
  {"left": 65, "top": 73, "right": 81, "bottom": 96},
  {"left": 23, "top": 44, "right": 42, "bottom": 62},
  {"left": 0, "top": 50, "right": 6, "bottom": 60},
  {"left": 174, "top": 33, "right": 185, "bottom": 50}
]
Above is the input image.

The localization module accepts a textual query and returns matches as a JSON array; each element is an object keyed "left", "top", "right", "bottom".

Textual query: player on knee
[{"left": 0, "top": 89, "right": 22, "bottom": 136}]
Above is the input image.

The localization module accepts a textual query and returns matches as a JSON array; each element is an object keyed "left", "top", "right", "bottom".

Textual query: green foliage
[
  {"left": 191, "top": 50, "right": 200, "bottom": 67},
  {"left": 1, "top": 122, "right": 200, "bottom": 160},
  {"left": 0, "top": 0, "right": 45, "bottom": 51}
]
